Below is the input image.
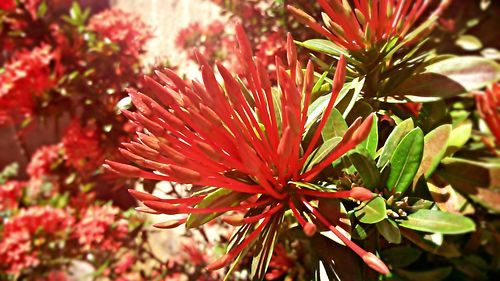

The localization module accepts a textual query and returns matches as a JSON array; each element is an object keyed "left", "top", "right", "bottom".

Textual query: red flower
[
  {"left": 87, "top": 9, "right": 153, "bottom": 59},
  {"left": 476, "top": 83, "right": 500, "bottom": 146},
  {"left": 0, "top": 0, "right": 16, "bottom": 11},
  {"left": 0, "top": 206, "right": 73, "bottom": 274},
  {"left": 3, "top": 206, "right": 73, "bottom": 235},
  {"left": 0, "top": 44, "right": 55, "bottom": 125},
  {"left": 27, "top": 145, "right": 61, "bottom": 178},
  {"left": 0, "top": 181, "right": 25, "bottom": 212},
  {"left": 107, "top": 25, "right": 388, "bottom": 274},
  {"left": 288, "top": 0, "right": 452, "bottom": 51},
  {"left": 73, "top": 205, "right": 128, "bottom": 251},
  {"left": 265, "top": 244, "right": 293, "bottom": 280},
  {"left": 62, "top": 120, "right": 103, "bottom": 173},
  {"left": 0, "top": 231, "right": 38, "bottom": 274}
]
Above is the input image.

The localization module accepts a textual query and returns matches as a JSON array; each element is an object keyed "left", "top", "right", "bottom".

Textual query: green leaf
[
  {"left": 357, "top": 114, "right": 378, "bottom": 157},
  {"left": 296, "top": 39, "right": 348, "bottom": 58},
  {"left": 250, "top": 215, "right": 282, "bottom": 280},
  {"left": 393, "top": 56, "right": 500, "bottom": 99},
  {"left": 398, "top": 209, "right": 476, "bottom": 234},
  {"left": 378, "top": 118, "right": 414, "bottom": 168},
  {"left": 415, "top": 124, "right": 452, "bottom": 180},
  {"left": 305, "top": 137, "right": 342, "bottom": 171},
  {"left": 444, "top": 122, "right": 472, "bottom": 157},
  {"left": 349, "top": 152, "right": 380, "bottom": 189},
  {"left": 322, "top": 108, "right": 348, "bottom": 140},
  {"left": 354, "top": 196, "right": 386, "bottom": 224},
  {"left": 386, "top": 128, "right": 424, "bottom": 195},
  {"left": 186, "top": 189, "right": 249, "bottom": 228},
  {"left": 456, "top": 35, "right": 483, "bottom": 51},
  {"left": 382, "top": 246, "right": 421, "bottom": 268},
  {"left": 377, "top": 219, "right": 401, "bottom": 244}
]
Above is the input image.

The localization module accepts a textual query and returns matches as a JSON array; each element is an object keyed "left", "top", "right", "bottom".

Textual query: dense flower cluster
[
  {"left": 73, "top": 205, "right": 128, "bottom": 251},
  {"left": 27, "top": 145, "right": 61, "bottom": 178},
  {"left": 175, "top": 21, "right": 237, "bottom": 67},
  {"left": 0, "top": 206, "right": 73, "bottom": 274},
  {"left": 476, "top": 83, "right": 500, "bottom": 146},
  {"left": 0, "top": 44, "right": 55, "bottom": 124},
  {"left": 0, "top": 181, "right": 24, "bottom": 212},
  {"left": 87, "top": 8, "right": 153, "bottom": 58},
  {"left": 62, "top": 121, "right": 103, "bottom": 173},
  {"left": 288, "top": 0, "right": 453, "bottom": 51},
  {"left": 0, "top": 0, "right": 15, "bottom": 11}
]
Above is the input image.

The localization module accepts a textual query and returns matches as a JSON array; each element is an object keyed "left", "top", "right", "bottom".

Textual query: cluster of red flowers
[
  {"left": 0, "top": 44, "right": 55, "bottom": 124},
  {"left": 0, "top": 0, "right": 15, "bottom": 11},
  {"left": 62, "top": 121, "right": 103, "bottom": 174},
  {"left": 73, "top": 205, "right": 128, "bottom": 251},
  {"left": 288, "top": 0, "right": 453, "bottom": 51},
  {"left": 0, "top": 206, "right": 73, "bottom": 274},
  {"left": 476, "top": 83, "right": 500, "bottom": 146},
  {"left": 175, "top": 21, "right": 237, "bottom": 67},
  {"left": 27, "top": 145, "right": 61, "bottom": 178},
  {"left": 0, "top": 2, "right": 157, "bottom": 279},
  {"left": 0, "top": 181, "right": 24, "bottom": 212},
  {"left": 87, "top": 8, "right": 153, "bottom": 58}
]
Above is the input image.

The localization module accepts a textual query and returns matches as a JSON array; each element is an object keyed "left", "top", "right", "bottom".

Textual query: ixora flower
[
  {"left": 288, "top": 0, "right": 453, "bottom": 51},
  {"left": 475, "top": 83, "right": 500, "bottom": 146},
  {"left": 105, "top": 25, "right": 388, "bottom": 275}
]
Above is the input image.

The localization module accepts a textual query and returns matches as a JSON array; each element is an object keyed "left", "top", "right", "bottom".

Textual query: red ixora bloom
[
  {"left": 288, "top": 0, "right": 452, "bottom": 51},
  {"left": 0, "top": 44, "right": 54, "bottom": 125},
  {"left": 0, "top": 181, "right": 25, "bottom": 212},
  {"left": 87, "top": 9, "right": 153, "bottom": 59},
  {"left": 62, "top": 120, "right": 103, "bottom": 173},
  {"left": 0, "top": 206, "right": 73, "bottom": 274},
  {"left": 0, "top": 0, "right": 16, "bottom": 11},
  {"left": 73, "top": 205, "right": 128, "bottom": 252},
  {"left": 106, "top": 25, "right": 388, "bottom": 274},
  {"left": 27, "top": 145, "right": 61, "bottom": 178},
  {"left": 475, "top": 83, "right": 500, "bottom": 146}
]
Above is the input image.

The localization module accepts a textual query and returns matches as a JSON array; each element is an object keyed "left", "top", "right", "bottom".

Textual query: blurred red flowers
[
  {"left": 87, "top": 8, "right": 153, "bottom": 58},
  {"left": 0, "top": 44, "right": 55, "bottom": 125}
]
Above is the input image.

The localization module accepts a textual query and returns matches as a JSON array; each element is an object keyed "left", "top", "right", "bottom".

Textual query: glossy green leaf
[
  {"left": 400, "top": 229, "right": 461, "bottom": 257},
  {"left": 354, "top": 196, "right": 386, "bottom": 224},
  {"left": 305, "top": 137, "right": 342, "bottom": 172},
  {"left": 186, "top": 189, "right": 248, "bottom": 228},
  {"left": 349, "top": 152, "right": 380, "bottom": 190},
  {"left": 378, "top": 118, "right": 414, "bottom": 168},
  {"left": 296, "top": 39, "right": 348, "bottom": 58},
  {"left": 382, "top": 246, "right": 422, "bottom": 268},
  {"left": 393, "top": 56, "right": 500, "bottom": 99},
  {"left": 456, "top": 35, "right": 483, "bottom": 51},
  {"left": 416, "top": 124, "right": 452, "bottom": 180},
  {"left": 398, "top": 209, "right": 476, "bottom": 234},
  {"left": 250, "top": 215, "right": 282, "bottom": 280},
  {"left": 386, "top": 128, "right": 424, "bottom": 194},
  {"left": 444, "top": 122, "right": 472, "bottom": 157},
  {"left": 377, "top": 219, "right": 401, "bottom": 244},
  {"left": 322, "top": 108, "right": 348, "bottom": 141}
]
